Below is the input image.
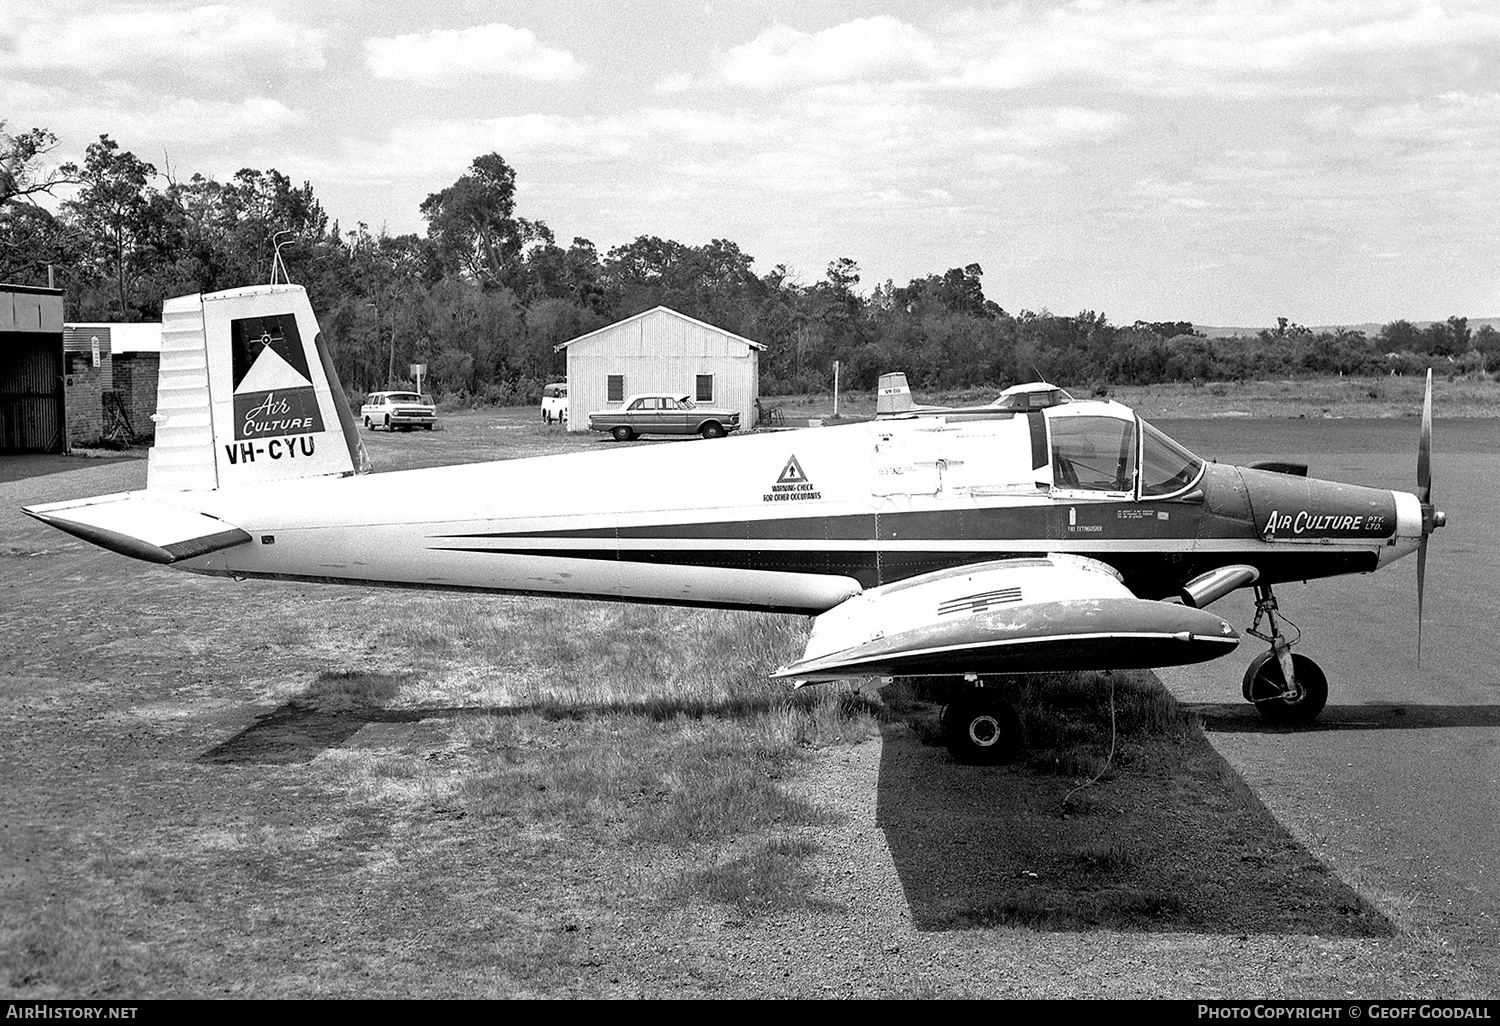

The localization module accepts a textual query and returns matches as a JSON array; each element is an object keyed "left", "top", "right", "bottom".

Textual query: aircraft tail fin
[
  {"left": 876, "top": 372, "right": 914, "bottom": 417},
  {"left": 148, "top": 285, "right": 368, "bottom": 492}
]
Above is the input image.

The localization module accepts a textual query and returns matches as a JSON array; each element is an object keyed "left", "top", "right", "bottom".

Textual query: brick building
[{"left": 65, "top": 321, "right": 163, "bottom": 444}]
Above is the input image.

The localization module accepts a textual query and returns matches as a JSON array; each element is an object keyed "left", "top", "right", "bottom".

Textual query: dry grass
[
  {"left": 5, "top": 410, "right": 1495, "bottom": 997},
  {"left": 756, "top": 374, "right": 1500, "bottom": 425}
]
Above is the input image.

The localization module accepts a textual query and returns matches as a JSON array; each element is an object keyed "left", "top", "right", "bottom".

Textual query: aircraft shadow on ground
[
  {"left": 1190, "top": 702, "right": 1500, "bottom": 733},
  {"left": 199, "top": 669, "right": 797, "bottom": 765},
  {"left": 202, "top": 669, "right": 1393, "bottom": 941},
  {"left": 874, "top": 721, "right": 1393, "bottom": 938}
]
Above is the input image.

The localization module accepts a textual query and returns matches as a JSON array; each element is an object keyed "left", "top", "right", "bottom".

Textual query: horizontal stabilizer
[
  {"left": 23, "top": 492, "right": 251, "bottom": 565},
  {"left": 772, "top": 553, "right": 1238, "bottom": 682}
]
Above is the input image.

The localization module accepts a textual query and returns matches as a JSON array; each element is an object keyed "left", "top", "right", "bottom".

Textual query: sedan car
[
  {"left": 588, "top": 393, "right": 740, "bottom": 441},
  {"left": 360, "top": 391, "right": 437, "bottom": 431}
]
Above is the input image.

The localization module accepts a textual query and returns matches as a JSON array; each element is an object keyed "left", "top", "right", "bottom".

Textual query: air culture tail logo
[{"left": 230, "top": 315, "right": 324, "bottom": 441}]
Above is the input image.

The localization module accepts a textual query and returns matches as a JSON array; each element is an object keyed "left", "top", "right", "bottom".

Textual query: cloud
[
  {"left": 0, "top": 4, "right": 325, "bottom": 78},
  {"left": 709, "top": 6, "right": 1500, "bottom": 100},
  {"left": 305, "top": 114, "right": 639, "bottom": 185},
  {"left": 1327, "top": 91, "right": 1500, "bottom": 144},
  {"left": 364, "top": 23, "right": 583, "bottom": 83},
  {"left": 937, "top": 1, "right": 1500, "bottom": 97},
  {"left": 652, "top": 73, "right": 696, "bottom": 96},
  {"left": 720, "top": 16, "right": 940, "bottom": 89},
  {"left": 975, "top": 107, "right": 1128, "bottom": 149},
  {"left": 0, "top": 78, "right": 304, "bottom": 150}
]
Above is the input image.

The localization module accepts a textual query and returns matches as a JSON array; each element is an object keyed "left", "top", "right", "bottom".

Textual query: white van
[{"left": 541, "top": 383, "right": 568, "bottom": 425}]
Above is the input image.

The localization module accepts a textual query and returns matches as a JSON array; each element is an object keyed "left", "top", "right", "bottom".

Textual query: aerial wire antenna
[
  {"left": 1062, "top": 672, "right": 1118, "bottom": 811},
  {"left": 270, "top": 230, "right": 295, "bottom": 285}
]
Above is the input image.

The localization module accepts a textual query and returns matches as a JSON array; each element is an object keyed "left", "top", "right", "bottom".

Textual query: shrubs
[{"left": 428, "top": 375, "right": 550, "bottom": 410}]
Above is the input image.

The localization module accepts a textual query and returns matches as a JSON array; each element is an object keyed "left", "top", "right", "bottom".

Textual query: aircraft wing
[
  {"left": 23, "top": 492, "right": 251, "bottom": 565},
  {"left": 771, "top": 554, "right": 1238, "bottom": 682}
]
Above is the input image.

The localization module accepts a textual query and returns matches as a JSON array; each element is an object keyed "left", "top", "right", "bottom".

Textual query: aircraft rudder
[
  {"left": 876, "top": 371, "right": 914, "bottom": 417},
  {"left": 148, "top": 285, "right": 364, "bottom": 492}
]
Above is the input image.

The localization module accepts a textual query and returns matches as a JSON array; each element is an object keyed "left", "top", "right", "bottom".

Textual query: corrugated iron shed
[{"left": 1, "top": 285, "right": 67, "bottom": 453}]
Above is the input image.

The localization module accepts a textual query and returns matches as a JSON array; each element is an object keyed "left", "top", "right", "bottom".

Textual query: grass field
[
  {"left": 2, "top": 402, "right": 1494, "bottom": 998},
  {"left": 759, "top": 373, "right": 1498, "bottom": 424}
]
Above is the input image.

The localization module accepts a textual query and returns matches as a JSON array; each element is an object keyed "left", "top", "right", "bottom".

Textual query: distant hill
[{"left": 1195, "top": 317, "right": 1500, "bottom": 339}]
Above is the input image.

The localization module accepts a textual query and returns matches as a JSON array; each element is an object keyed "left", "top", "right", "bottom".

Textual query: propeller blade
[
  {"left": 1418, "top": 369, "right": 1433, "bottom": 505},
  {"left": 1416, "top": 368, "right": 1436, "bottom": 669},
  {"left": 1417, "top": 535, "right": 1427, "bottom": 667}
]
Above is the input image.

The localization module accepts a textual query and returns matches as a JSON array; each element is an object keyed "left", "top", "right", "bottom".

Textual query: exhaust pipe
[{"left": 1179, "top": 565, "right": 1260, "bottom": 608}]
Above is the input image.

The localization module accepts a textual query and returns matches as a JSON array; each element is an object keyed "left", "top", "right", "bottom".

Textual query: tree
[
  {"left": 0, "top": 204, "right": 74, "bottom": 285},
  {"left": 61, "top": 135, "right": 159, "bottom": 317},
  {"left": 221, "top": 167, "right": 331, "bottom": 284},
  {"left": 1133, "top": 320, "right": 1198, "bottom": 339},
  {"left": 1378, "top": 319, "right": 1422, "bottom": 352},
  {"left": 1421, "top": 320, "right": 1455, "bottom": 357},
  {"left": 1445, "top": 315, "right": 1471, "bottom": 353},
  {"left": 0, "top": 123, "right": 78, "bottom": 207},
  {"left": 892, "top": 263, "right": 999, "bottom": 319},
  {"left": 1258, "top": 316, "right": 1311, "bottom": 343},
  {"left": 601, "top": 234, "right": 692, "bottom": 314},
  {"left": 1473, "top": 324, "right": 1500, "bottom": 373},
  {"left": 420, "top": 153, "right": 542, "bottom": 286}
]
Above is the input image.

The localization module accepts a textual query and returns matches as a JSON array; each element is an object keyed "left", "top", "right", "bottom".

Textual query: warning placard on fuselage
[{"left": 764, "top": 455, "right": 821, "bottom": 502}]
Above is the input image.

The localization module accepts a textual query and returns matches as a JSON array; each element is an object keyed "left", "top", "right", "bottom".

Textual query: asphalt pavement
[{"left": 1156, "top": 417, "right": 1500, "bottom": 959}]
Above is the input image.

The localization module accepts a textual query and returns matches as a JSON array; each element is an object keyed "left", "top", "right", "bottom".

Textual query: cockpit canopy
[
  {"left": 990, "top": 382, "right": 1073, "bottom": 411},
  {"left": 1047, "top": 406, "right": 1204, "bottom": 498}
]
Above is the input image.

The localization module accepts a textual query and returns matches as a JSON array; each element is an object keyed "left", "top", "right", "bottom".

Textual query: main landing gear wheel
[
  {"left": 1243, "top": 650, "right": 1328, "bottom": 725},
  {"left": 941, "top": 691, "right": 1022, "bottom": 765}
]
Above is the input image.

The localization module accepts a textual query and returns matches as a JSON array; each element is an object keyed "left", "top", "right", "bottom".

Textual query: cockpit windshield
[
  {"left": 1051, "top": 415, "right": 1136, "bottom": 492},
  {"left": 1139, "top": 418, "right": 1205, "bottom": 496}
]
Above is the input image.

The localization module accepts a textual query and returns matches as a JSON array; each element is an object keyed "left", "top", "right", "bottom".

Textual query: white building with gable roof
[{"left": 554, "top": 306, "right": 765, "bottom": 433}]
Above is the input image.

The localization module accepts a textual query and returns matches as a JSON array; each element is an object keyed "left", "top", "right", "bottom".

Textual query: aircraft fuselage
[{"left": 170, "top": 410, "right": 1421, "bottom": 614}]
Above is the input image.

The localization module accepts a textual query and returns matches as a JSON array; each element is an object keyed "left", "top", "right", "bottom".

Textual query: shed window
[
  {"left": 695, "top": 374, "right": 714, "bottom": 402},
  {"left": 607, "top": 375, "right": 624, "bottom": 403}
]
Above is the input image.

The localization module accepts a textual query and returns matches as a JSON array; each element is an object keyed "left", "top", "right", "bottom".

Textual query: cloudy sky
[{"left": 4, "top": 0, "right": 1498, "bottom": 326}]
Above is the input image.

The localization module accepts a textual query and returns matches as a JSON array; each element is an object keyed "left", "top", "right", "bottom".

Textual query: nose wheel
[{"left": 1243, "top": 584, "right": 1328, "bottom": 724}]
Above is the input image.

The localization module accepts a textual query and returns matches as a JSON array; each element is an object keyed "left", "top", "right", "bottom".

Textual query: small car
[
  {"left": 541, "top": 382, "right": 568, "bottom": 425},
  {"left": 587, "top": 393, "right": 740, "bottom": 441},
  {"left": 360, "top": 391, "right": 437, "bottom": 431}
]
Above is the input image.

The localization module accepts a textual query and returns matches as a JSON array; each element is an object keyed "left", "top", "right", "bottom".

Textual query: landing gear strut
[
  {"left": 940, "top": 678, "right": 1022, "bottom": 764},
  {"left": 1242, "top": 584, "right": 1328, "bottom": 724}
]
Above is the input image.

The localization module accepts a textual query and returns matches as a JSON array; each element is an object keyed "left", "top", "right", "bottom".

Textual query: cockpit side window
[
  {"left": 1051, "top": 416, "right": 1136, "bottom": 492},
  {"left": 1139, "top": 418, "right": 1205, "bottom": 497}
]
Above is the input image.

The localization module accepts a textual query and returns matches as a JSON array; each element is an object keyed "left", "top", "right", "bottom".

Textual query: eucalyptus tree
[
  {"left": 420, "top": 152, "right": 550, "bottom": 288},
  {"left": 0, "top": 123, "right": 78, "bottom": 207},
  {"left": 61, "top": 135, "right": 159, "bottom": 317}
]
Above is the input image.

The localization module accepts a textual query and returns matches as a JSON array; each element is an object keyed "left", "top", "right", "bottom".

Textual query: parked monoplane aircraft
[{"left": 24, "top": 285, "right": 1447, "bottom": 762}]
